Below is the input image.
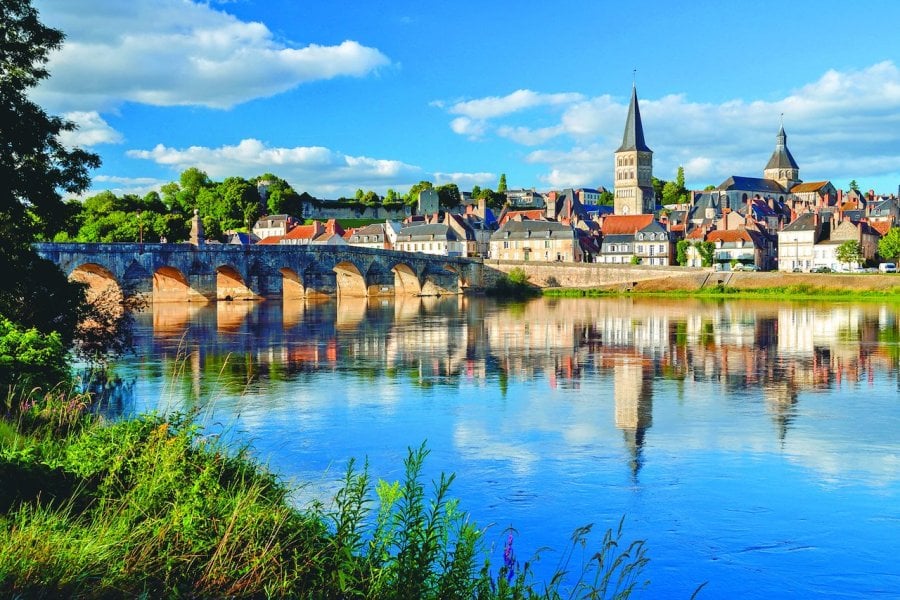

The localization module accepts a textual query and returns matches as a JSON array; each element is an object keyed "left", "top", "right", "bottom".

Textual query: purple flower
[{"left": 503, "top": 533, "right": 516, "bottom": 582}]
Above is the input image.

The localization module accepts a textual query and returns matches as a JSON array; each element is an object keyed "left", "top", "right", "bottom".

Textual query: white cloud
[
  {"left": 448, "top": 89, "right": 585, "bottom": 120},
  {"left": 433, "top": 172, "right": 496, "bottom": 187},
  {"left": 442, "top": 89, "right": 585, "bottom": 142},
  {"left": 58, "top": 111, "right": 123, "bottom": 147},
  {"left": 444, "top": 61, "right": 900, "bottom": 191},
  {"left": 126, "top": 138, "right": 425, "bottom": 196},
  {"left": 34, "top": 0, "right": 390, "bottom": 111},
  {"left": 450, "top": 117, "right": 487, "bottom": 139}
]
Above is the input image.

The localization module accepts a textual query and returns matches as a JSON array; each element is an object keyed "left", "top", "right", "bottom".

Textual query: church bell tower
[{"left": 614, "top": 85, "right": 655, "bottom": 215}]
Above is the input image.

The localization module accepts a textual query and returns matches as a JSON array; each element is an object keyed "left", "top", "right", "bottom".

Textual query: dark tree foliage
[
  {"left": 436, "top": 183, "right": 461, "bottom": 209},
  {"left": 0, "top": 0, "right": 100, "bottom": 343}
]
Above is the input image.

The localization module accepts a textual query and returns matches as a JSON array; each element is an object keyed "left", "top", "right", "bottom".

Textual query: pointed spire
[
  {"left": 617, "top": 86, "right": 651, "bottom": 153},
  {"left": 765, "top": 121, "right": 799, "bottom": 170}
]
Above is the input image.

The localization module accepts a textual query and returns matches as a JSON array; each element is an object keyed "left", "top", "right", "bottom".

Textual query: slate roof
[
  {"left": 764, "top": 126, "right": 800, "bottom": 170},
  {"left": 616, "top": 86, "right": 652, "bottom": 153},
  {"left": 491, "top": 220, "right": 575, "bottom": 241},
  {"left": 782, "top": 213, "right": 818, "bottom": 232},
  {"left": 718, "top": 176, "right": 787, "bottom": 194},
  {"left": 397, "top": 223, "right": 460, "bottom": 242}
]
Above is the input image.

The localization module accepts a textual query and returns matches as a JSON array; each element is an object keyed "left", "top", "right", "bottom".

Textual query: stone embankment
[{"left": 482, "top": 260, "right": 900, "bottom": 292}]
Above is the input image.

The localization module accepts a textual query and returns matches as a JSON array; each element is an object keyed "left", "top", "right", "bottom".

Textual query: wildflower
[{"left": 503, "top": 532, "right": 516, "bottom": 583}]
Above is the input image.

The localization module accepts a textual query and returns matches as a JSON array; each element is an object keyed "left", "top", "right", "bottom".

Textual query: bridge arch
[
  {"left": 216, "top": 265, "right": 256, "bottom": 301},
  {"left": 69, "top": 263, "right": 122, "bottom": 298},
  {"left": 154, "top": 266, "right": 197, "bottom": 302},
  {"left": 392, "top": 263, "right": 422, "bottom": 296},
  {"left": 334, "top": 261, "right": 367, "bottom": 298},
  {"left": 443, "top": 263, "right": 469, "bottom": 290}
]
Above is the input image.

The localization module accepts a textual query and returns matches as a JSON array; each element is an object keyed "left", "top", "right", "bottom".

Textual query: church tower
[
  {"left": 763, "top": 124, "right": 801, "bottom": 190},
  {"left": 614, "top": 85, "right": 655, "bottom": 215}
]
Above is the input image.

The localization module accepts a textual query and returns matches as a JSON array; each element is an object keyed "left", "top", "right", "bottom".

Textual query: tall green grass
[{"left": 1, "top": 389, "right": 660, "bottom": 598}]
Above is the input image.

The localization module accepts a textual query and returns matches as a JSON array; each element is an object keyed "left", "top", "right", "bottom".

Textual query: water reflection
[
  {"left": 120, "top": 296, "right": 900, "bottom": 479},
  {"left": 110, "top": 295, "right": 900, "bottom": 597}
]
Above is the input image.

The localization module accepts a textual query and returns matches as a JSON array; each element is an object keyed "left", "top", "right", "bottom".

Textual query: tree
[
  {"left": 675, "top": 166, "right": 686, "bottom": 191},
  {"left": 405, "top": 181, "right": 434, "bottom": 206},
  {"left": 598, "top": 189, "right": 614, "bottom": 206},
  {"left": 651, "top": 177, "right": 667, "bottom": 203},
  {"left": 498, "top": 173, "right": 508, "bottom": 194},
  {"left": 1, "top": 0, "right": 100, "bottom": 344},
  {"left": 384, "top": 188, "right": 400, "bottom": 205},
  {"left": 835, "top": 240, "right": 863, "bottom": 269},
  {"left": 849, "top": 179, "right": 860, "bottom": 192},
  {"left": 879, "top": 227, "right": 900, "bottom": 261},
  {"left": 436, "top": 183, "right": 461, "bottom": 210},
  {"left": 697, "top": 241, "right": 716, "bottom": 267},
  {"left": 662, "top": 180, "right": 682, "bottom": 206},
  {"left": 676, "top": 239, "right": 691, "bottom": 266}
]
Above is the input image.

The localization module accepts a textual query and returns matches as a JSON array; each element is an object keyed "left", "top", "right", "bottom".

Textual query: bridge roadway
[{"left": 33, "top": 242, "right": 484, "bottom": 302}]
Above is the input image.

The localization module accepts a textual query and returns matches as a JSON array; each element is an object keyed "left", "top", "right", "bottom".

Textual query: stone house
[
  {"left": 489, "top": 220, "right": 582, "bottom": 262},
  {"left": 395, "top": 223, "right": 465, "bottom": 257}
]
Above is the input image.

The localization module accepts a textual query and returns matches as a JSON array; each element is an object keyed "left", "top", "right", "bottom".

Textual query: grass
[
  {"left": 543, "top": 284, "right": 900, "bottom": 302},
  {"left": 1, "top": 389, "right": 659, "bottom": 599}
]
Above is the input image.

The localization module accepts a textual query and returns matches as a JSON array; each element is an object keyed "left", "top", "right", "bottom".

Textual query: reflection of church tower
[
  {"left": 763, "top": 124, "right": 801, "bottom": 190},
  {"left": 614, "top": 86, "right": 655, "bottom": 215},
  {"left": 763, "top": 381, "right": 798, "bottom": 444},
  {"left": 614, "top": 360, "right": 653, "bottom": 479}
]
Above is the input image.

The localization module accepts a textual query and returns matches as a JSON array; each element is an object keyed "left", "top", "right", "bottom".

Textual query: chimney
[
  {"left": 837, "top": 188, "right": 843, "bottom": 206},
  {"left": 478, "top": 195, "right": 486, "bottom": 219}
]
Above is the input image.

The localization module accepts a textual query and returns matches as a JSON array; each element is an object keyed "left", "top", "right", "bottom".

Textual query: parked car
[
  {"left": 741, "top": 264, "right": 760, "bottom": 272},
  {"left": 879, "top": 262, "right": 897, "bottom": 273},
  {"left": 811, "top": 266, "right": 832, "bottom": 273}
]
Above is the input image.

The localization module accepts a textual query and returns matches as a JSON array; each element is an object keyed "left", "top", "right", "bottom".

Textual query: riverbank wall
[{"left": 481, "top": 260, "right": 900, "bottom": 292}]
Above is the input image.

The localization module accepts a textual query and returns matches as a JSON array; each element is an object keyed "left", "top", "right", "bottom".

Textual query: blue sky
[{"left": 33, "top": 0, "right": 900, "bottom": 199}]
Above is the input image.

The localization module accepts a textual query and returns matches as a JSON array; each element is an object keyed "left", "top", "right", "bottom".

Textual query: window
[
  {"left": 637, "top": 245, "right": 644, "bottom": 253},
  {"left": 658, "top": 244, "right": 665, "bottom": 253}
]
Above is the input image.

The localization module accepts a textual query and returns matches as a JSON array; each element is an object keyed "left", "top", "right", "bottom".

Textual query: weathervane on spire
[
  {"left": 780, "top": 112, "right": 784, "bottom": 128},
  {"left": 632, "top": 68, "right": 636, "bottom": 87}
]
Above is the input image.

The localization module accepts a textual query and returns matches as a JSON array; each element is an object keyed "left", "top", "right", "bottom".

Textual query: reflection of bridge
[{"left": 34, "top": 242, "right": 483, "bottom": 301}]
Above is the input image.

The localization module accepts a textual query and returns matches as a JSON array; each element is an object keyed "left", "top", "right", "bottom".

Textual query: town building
[
  {"left": 252, "top": 214, "right": 298, "bottom": 240},
  {"left": 613, "top": 86, "right": 655, "bottom": 215},
  {"left": 489, "top": 220, "right": 582, "bottom": 262},
  {"left": 395, "top": 223, "right": 465, "bottom": 256}
]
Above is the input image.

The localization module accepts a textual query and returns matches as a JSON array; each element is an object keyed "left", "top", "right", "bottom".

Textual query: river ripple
[{"left": 104, "top": 296, "right": 900, "bottom": 599}]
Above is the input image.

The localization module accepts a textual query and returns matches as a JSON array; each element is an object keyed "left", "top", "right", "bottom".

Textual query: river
[{"left": 102, "top": 295, "right": 900, "bottom": 598}]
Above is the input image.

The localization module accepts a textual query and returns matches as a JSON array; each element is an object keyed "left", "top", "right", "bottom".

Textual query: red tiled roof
[
  {"left": 499, "top": 209, "right": 545, "bottom": 226},
  {"left": 707, "top": 229, "right": 752, "bottom": 243},
  {"left": 869, "top": 220, "right": 891, "bottom": 236},
  {"left": 599, "top": 214, "right": 654, "bottom": 234},
  {"left": 686, "top": 228, "right": 706, "bottom": 240},
  {"left": 257, "top": 235, "right": 284, "bottom": 245},
  {"left": 790, "top": 181, "right": 830, "bottom": 193},
  {"left": 283, "top": 223, "right": 322, "bottom": 240}
]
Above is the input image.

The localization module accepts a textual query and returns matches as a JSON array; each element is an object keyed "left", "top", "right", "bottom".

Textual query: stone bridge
[{"left": 34, "top": 243, "right": 483, "bottom": 302}]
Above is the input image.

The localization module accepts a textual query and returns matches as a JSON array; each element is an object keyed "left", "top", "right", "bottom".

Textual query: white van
[{"left": 879, "top": 262, "right": 896, "bottom": 273}]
